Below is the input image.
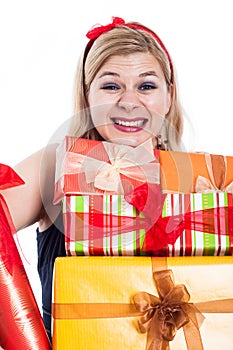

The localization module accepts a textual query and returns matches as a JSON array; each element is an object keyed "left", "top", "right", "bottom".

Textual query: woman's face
[{"left": 88, "top": 52, "right": 172, "bottom": 147}]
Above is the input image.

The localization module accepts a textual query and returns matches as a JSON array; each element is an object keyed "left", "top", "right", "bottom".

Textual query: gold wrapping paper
[{"left": 52, "top": 256, "right": 233, "bottom": 349}]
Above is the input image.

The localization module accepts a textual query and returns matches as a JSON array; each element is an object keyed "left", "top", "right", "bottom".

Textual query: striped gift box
[
  {"left": 163, "top": 192, "right": 233, "bottom": 256},
  {"left": 62, "top": 194, "right": 147, "bottom": 256},
  {"left": 62, "top": 192, "right": 233, "bottom": 256}
]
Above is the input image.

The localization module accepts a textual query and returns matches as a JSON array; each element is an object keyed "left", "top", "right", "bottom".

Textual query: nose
[{"left": 117, "top": 89, "right": 141, "bottom": 112}]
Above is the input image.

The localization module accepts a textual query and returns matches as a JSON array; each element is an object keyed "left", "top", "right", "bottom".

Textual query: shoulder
[{"left": 0, "top": 143, "right": 60, "bottom": 231}]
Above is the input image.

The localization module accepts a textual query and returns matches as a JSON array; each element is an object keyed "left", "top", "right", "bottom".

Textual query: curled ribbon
[
  {"left": 195, "top": 153, "right": 233, "bottom": 193},
  {"left": 133, "top": 269, "right": 204, "bottom": 350},
  {"left": 57, "top": 138, "right": 160, "bottom": 195}
]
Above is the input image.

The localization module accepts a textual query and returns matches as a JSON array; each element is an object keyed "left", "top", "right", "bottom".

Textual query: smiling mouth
[{"left": 111, "top": 118, "right": 148, "bottom": 132}]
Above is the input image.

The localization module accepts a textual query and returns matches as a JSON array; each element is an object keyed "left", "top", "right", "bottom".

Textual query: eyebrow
[{"left": 98, "top": 70, "right": 159, "bottom": 79}]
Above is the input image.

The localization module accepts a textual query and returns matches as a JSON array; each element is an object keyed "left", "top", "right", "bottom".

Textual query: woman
[{"left": 0, "top": 17, "right": 184, "bottom": 340}]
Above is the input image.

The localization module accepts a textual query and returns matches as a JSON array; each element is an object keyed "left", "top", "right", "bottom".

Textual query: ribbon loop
[
  {"left": 0, "top": 163, "right": 25, "bottom": 190},
  {"left": 86, "top": 17, "right": 126, "bottom": 40}
]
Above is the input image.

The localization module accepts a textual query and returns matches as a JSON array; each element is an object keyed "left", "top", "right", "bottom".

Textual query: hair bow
[{"left": 86, "top": 17, "right": 126, "bottom": 40}]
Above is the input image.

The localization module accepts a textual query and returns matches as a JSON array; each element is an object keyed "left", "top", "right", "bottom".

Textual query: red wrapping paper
[{"left": 0, "top": 164, "right": 51, "bottom": 349}]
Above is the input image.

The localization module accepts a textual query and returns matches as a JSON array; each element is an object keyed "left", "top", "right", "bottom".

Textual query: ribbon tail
[
  {"left": 183, "top": 321, "right": 204, "bottom": 350},
  {"left": 146, "top": 337, "right": 169, "bottom": 350},
  {"left": 161, "top": 342, "right": 170, "bottom": 350},
  {"left": 224, "top": 181, "right": 233, "bottom": 193},
  {"left": 146, "top": 316, "right": 170, "bottom": 350}
]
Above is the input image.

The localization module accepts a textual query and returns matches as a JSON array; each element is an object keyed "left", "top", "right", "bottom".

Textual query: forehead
[{"left": 98, "top": 52, "right": 163, "bottom": 76}]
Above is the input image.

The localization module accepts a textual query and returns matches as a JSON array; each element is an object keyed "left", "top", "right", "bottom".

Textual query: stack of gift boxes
[{"left": 51, "top": 136, "right": 233, "bottom": 349}]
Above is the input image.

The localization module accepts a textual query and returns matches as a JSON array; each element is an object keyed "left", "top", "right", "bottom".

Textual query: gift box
[
  {"left": 63, "top": 192, "right": 233, "bottom": 256},
  {"left": 54, "top": 136, "right": 161, "bottom": 256},
  {"left": 54, "top": 136, "right": 160, "bottom": 204},
  {"left": 52, "top": 255, "right": 233, "bottom": 349},
  {"left": 54, "top": 137, "right": 233, "bottom": 257},
  {"left": 159, "top": 149, "right": 233, "bottom": 193}
]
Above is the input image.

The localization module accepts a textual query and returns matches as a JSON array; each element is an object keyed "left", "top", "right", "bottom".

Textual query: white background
[{"left": 1, "top": 0, "right": 233, "bottom": 308}]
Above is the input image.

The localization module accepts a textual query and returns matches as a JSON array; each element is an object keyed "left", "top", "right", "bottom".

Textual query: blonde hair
[{"left": 69, "top": 22, "right": 183, "bottom": 150}]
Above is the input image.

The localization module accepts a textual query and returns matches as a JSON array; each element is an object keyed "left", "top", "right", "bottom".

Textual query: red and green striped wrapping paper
[
  {"left": 63, "top": 194, "right": 146, "bottom": 256},
  {"left": 162, "top": 192, "right": 233, "bottom": 256},
  {"left": 62, "top": 192, "right": 233, "bottom": 257}
]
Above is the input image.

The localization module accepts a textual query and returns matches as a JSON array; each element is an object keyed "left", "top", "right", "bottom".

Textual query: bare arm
[{"left": 0, "top": 143, "right": 60, "bottom": 232}]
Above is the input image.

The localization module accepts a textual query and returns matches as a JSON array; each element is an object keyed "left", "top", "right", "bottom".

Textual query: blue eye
[
  {"left": 139, "top": 82, "right": 157, "bottom": 90},
  {"left": 101, "top": 83, "right": 120, "bottom": 90}
]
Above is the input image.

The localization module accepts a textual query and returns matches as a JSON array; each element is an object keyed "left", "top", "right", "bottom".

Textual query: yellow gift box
[{"left": 52, "top": 256, "right": 233, "bottom": 349}]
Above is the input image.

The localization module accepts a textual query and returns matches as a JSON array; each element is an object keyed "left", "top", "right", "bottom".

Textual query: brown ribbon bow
[{"left": 133, "top": 269, "right": 204, "bottom": 350}]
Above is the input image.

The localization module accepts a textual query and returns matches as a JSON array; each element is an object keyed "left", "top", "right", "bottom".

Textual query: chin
[{"left": 107, "top": 135, "right": 154, "bottom": 147}]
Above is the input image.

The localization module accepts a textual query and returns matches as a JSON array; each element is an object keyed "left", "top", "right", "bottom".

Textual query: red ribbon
[
  {"left": 126, "top": 183, "right": 233, "bottom": 252},
  {"left": 0, "top": 164, "right": 25, "bottom": 271},
  {"left": 86, "top": 16, "right": 126, "bottom": 40}
]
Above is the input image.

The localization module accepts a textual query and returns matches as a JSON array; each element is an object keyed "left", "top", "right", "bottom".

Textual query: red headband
[{"left": 86, "top": 16, "right": 173, "bottom": 80}]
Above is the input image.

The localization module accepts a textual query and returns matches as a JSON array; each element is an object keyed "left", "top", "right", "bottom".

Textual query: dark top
[{"left": 36, "top": 213, "right": 66, "bottom": 341}]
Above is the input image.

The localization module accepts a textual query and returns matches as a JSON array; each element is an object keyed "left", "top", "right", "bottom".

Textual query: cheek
[
  {"left": 146, "top": 99, "right": 169, "bottom": 115},
  {"left": 165, "top": 88, "right": 172, "bottom": 114},
  {"left": 90, "top": 104, "right": 110, "bottom": 128},
  {"left": 87, "top": 90, "right": 95, "bottom": 108},
  {"left": 88, "top": 83, "right": 101, "bottom": 107}
]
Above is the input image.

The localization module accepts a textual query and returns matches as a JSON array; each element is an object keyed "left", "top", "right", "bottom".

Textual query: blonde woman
[{"left": 0, "top": 16, "right": 184, "bottom": 340}]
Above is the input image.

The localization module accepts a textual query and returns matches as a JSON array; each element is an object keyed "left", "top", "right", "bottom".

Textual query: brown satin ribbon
[
  {"left": 134, "top": 259, "right": 204, "bottom": 350},
  {"left": 52, "top": 257, "right": 233, "bottom": 350}
]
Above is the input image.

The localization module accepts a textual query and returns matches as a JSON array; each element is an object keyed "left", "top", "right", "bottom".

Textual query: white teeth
[{"left": 114, "top": 119, "right": 145, "bottom": 127}]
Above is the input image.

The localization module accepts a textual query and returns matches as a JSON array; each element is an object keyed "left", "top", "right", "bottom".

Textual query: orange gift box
[
  {"left": 52, "top": 256, "right": 233, "bottom": 349},
  {"left": 160, "top": 150, "right": 233, "bottom": 193}
]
